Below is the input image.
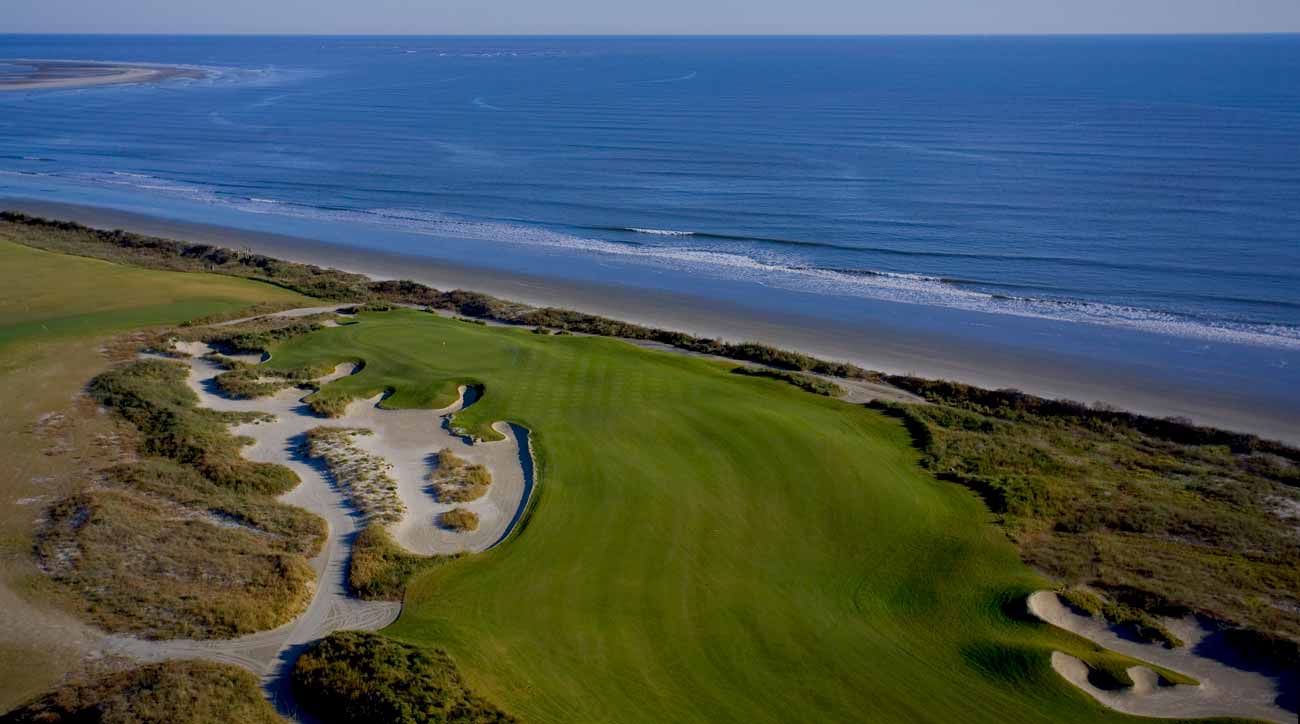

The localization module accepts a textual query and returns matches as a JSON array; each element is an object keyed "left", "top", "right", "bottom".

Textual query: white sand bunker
[
  {"left": 1028, "top": 591, "right": 1293, "bottom": 723},
  {"left": 180, "top": 342, "right": 530, "bottom": 556}
]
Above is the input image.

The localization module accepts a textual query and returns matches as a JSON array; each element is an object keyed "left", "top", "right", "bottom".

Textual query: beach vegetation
[
  {"left": 291, "top": 631, "right": 515, "bottom": 724},
  {"left": 439, "top": 507, "right": 479, "bottom": 532},
  {"left": 429, "top": 449, "right": 492, "bottom": 503},
  {"left": 0, "top": 661, "right": 285, "bottom": 724},
  {"left": 349, "top": 525, "right": 454, "bottom": 601},
  {"left": 305, "top": 427, "right": 405, "bottom": 524},
  {"left": 730, "top": 365, "right": 845, "bottom": 396},
  {"left": 874, "top": 377, "right": 1300, "bottom": 661}
]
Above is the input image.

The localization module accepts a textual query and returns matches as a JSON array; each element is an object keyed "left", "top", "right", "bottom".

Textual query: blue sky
[{"left": 7, "top": 0, "right": 1300, "bottom": 35}]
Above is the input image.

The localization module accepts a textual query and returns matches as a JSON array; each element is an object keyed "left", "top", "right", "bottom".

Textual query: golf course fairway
[{"left": 265, "top": 309, "right": 1234, "bottom": 724}]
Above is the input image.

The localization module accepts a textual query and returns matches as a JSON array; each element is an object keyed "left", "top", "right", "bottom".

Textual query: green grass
[
  {"left": 0, "top": 238, "right": 310, "bottom": 358},
  {"left": 263, "top": 309, "right": 1236, "bottom": 724}
]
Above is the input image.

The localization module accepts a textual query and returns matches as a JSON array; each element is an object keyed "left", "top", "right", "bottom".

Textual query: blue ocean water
[{"left": 1, "top": 35, "right": 1298, "bottom": 350}]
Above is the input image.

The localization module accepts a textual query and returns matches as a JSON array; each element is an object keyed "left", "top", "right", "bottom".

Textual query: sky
[{"left": 6, "top": 0, "right": 1300, "bottom": 35}]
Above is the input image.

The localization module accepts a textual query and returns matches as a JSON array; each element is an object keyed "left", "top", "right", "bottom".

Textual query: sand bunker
[
  {"left": 103, "top": 342, "right": 534, "bottom": 714},
  {"left": 1027, "top": 591, "right": 1293, "bottom": 723}
]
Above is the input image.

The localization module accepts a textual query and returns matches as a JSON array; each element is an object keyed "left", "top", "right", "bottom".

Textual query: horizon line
[{"left": 3, "top": 31, "right": 1300, "bottom": 38}]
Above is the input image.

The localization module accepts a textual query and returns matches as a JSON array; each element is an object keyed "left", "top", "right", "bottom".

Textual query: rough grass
[
  {"left": 730, "top": 365, "right": 845, "bottom": 396},
  {"left": 429, "top": 449, "right": 492, "bottom": 503},
  {"left": 291, "top": 631, "right": 515, "bottom": 724},
  {"left": 35, "top": 490, "right": 314, "bottom": 640},
  {"left": 305, "top": 427, "right": 404, "bottom": 524},
  {"left": 439, "top": 507, "right": 480, "bottom": 532},
  {"left": 265, "top": 309, "right": 1232, "bottom": 724},
  {"left": 0, "top": 660, "right": 285, "bottom": 724},
  {"left": 349, "top": 525, "right": 452, "bottom": 601},
  {"left": 88, "top": 359, "right": 299, "bottom": 496},
  {"left": 37, "top": 356, "right": 325, "bottom": 639},
  {"left": 873, "top": 387, "right": 1300, "bottom": 655},
  {"left": 0, "top": 237, "right": 310, "bottom": 707}
]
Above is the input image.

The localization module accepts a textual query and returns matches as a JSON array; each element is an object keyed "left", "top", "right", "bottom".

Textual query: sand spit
[
  {"left": 0, "top": 59, "right": 205, "bottom": 91},
  {"left": 1027, "top": 591, "right": 1293, "bottom": 723},
  {"left": 102, "top": 343, "right": 533, "bottom": 717}
]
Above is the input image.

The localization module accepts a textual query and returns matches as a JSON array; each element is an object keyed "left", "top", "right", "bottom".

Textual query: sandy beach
[
  {"left": 4, "top": 198, "right": 1298, "bottom": 445},
  {"left": 0, "top": 59, "right": 203, "bottom": 91}
]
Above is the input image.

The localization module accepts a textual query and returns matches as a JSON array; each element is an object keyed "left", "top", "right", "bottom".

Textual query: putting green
[{"left": 268, "top": 309, "right": 1234, "bottom": 724}]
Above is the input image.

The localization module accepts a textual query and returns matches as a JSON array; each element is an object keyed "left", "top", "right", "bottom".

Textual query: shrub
[
  {"left": 0, "top": 661, "right": 284, "bottom": 724},
  {"left": 349, "top": 525, "right": 452, "bottom": 601},
  {"left": 1059, "top": 589, "right": 1104, "bottom": 618},
  {"left": 292, "top": 631, "right": 515, "bottom": 724},
  {"left": 429, "top": 449, "right": 492, "bottom": 503},
  {"left": 440, "top": 508, "right": 479, "bottom": 532}
]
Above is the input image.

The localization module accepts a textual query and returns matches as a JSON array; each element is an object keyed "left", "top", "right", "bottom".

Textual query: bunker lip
[{"left": 1027, "top": 591, "right": 1294, "bottom": 724}]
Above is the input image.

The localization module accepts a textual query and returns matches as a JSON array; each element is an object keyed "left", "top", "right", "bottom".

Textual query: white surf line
[{"left": 1027, "top": 591, "right": 1292, "bottom": 724}]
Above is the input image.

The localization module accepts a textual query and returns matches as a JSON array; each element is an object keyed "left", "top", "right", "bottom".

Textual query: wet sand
[
  {"left": 0, "top": 60, "right": 204, "bottom": 91},
  {"left": 4, "top": 198, "right": 1298, "bottom": 445}
]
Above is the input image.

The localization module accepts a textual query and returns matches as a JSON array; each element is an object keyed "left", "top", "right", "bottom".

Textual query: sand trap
[
  {"left": 103, "top": 344, "right": 534, "bottom": 717},
  {"left": 1027, "top": 591, "right": 1293, "bottom": 723}
]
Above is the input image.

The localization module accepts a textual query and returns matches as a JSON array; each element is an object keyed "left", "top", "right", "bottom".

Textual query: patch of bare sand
[{"left": 1028, "top": 591, "right": 1293, "bottom": 723}]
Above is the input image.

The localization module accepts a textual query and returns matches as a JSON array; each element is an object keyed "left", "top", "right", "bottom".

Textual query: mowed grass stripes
[{"left": 268, "top": 309, "right": 1240, "bottom": 724}]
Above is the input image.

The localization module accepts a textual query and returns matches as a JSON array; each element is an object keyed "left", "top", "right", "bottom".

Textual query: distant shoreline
[
  {"left": 5, "top": 196, "right": 1298, "bottom": 444},
  {"left": 0, "top": 59, "right": 203, "bottom": 90}
]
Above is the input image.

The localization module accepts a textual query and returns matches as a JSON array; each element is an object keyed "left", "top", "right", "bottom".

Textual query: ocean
[{"left": 2, "top": 35, "right": 1299, "bottom": 432}]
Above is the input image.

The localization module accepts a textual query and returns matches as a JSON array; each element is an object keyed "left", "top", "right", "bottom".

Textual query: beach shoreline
[
  {"left": 0, "top": 59, "right": 203, "bottom": 91},
  {"left": 4, "top": 197, "right": 1298, "bottom": 445}
]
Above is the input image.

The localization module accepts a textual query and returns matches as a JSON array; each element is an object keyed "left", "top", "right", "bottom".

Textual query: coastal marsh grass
[
  {"left": 429, "top": 448, "right": 492, "bottom": 503},
  {"left": 874, "top": 380, "right": 1300, "bottom": 658},
  {"left": 263, "top": 308, "right": 1227, "bottom": 724},
  {"left": 305, "top": 427, "right": 404, "bottom": 524},
  {"left": 291, "top": 631, "right": 515, "bottom": 724},
  {"left": 348, "top": 525, "right": 453, "bottom": 601},
  {"left": 0, "top": 660, "right": 286, "bottom": 724},
  {"left": 438, "top": 507, "right": 480, "bottom": 532}
]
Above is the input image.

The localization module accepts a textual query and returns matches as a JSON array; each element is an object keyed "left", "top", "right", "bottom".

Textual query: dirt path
[{"left": 1027, "top": 591, "right": 1293, "bottom": 723}]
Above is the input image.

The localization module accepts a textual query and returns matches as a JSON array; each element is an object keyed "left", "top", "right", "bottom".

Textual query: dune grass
[
  {"left": 439, "top": 508, "right": 480, "bottom": 533},
  {"left": 305, "top": 427, "right": 405, "bottom": 525},
  {"left": 0, "top": 660, "right": 285, "bottom": 724},
  {"left": 0, "top": 236, "right": 310, "bottom": 706},
  {"left": 430, "top": 449, "right": 493, "bottom": 503},
  {"left": 349, "top": 525, "right": 453, "bottom": 601},
  {"left": 263, "top": 308, "right": 1241, "bottom": 724}
]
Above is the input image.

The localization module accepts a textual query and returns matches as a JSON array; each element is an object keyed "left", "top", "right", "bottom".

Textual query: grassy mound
[
  {"left": 875, "top": 382, "right": 1300, "bottom": 649},
  {"left": 349, "top": 525, "right": 452, "bottom": 601},
  {"left": 291, "top": 632, "right": 514, "bottom": 724},
  {"left": 36, "top": 490, "right": 315, "bottom": 639},
  {"left": 429, "top": 449, "right": 492, "bottom": 503},
  {"left": 264, "top": 309, "right": 1211, "bottom": 723},
  {"left": 439, "top": 508, "right": 479, "bottom": 532},
  {"left": 0, "top": 661, "right": 285, "bottom": 724},
  {"left": 730, "top": 365, "right": 845, "bottom": 396},
  {"left": 33, "top": 357, "right": 325, "bottom": 639}
]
